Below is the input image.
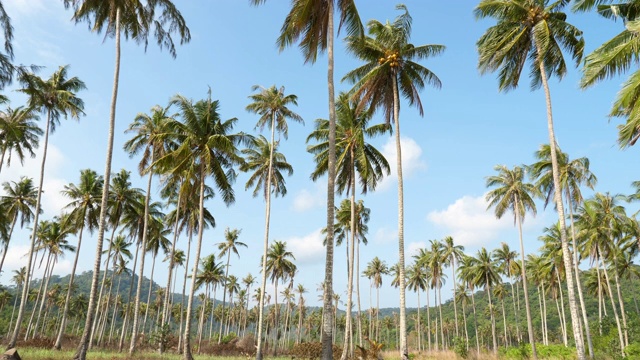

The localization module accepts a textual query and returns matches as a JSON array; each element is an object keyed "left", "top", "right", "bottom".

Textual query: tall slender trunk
[
  {"left": 218, "top": 251, "right": 232, "bottom": 343},
  {"left": 438, "top": 286, "right": 444, "bottom": 350},
  {"left": 73, "top": 10, "right": 120, "bottom": 359},
  {"left": 321, "top": 4, "right": 337, "bottom": 360},
  {"left": 90, "top": 221, "right": 119, "bottom": 348},
  {"left": 451, "top": 262, "right": 459, "bottom": 337},
  {"left": 119, "top": 238, "right": 140, "bottom": 352},
  {"left": 556, "top": 270, "right": 567, "bottom": 346},
  {"left": 462, "top": 301, "right": 469, "bottom": 349},
  {"left": 26, "top": 252, "right": 50, "bottom": 339},
  {"left": 509, "top": 280, "right": 521, "bottom": 342},
  {"left": 391, "top": 64, "right": 409, "bottom": 360},
  {"left": 32, "top": 252, "right": 54, "bottom": 339},
  {"left": 486, "top": 280, "right": 497, "bottom": 355},
  {"left": 500, "top": 298, "right": 507, "bottom": 347},
  {"left": 567, "top": 192, "right": 593, "bottom": 358},
  {"left": 54, "top": 219, "right": 86, "bottom": 349},
  {"left": 0, "top": 216, "right": 17, "bottom": 275},
  {"left": 7, "top": 281, "right": 20, "bottom": 338},
  {"left": 142, "top": 253, "right": 157, "bottom": 333},
  {"left": 177, "top": 230, "right": 193, "bottom": 353},
  {"left": 515, "top": 200, "right": 537, "bottom": 358},
  {"left": 182, "top": 166, "right": 206, "bottom": 360},
  {"left": 599, "top": 254, "right": 625, "bottom": 356},
  {"left": 340, "top": 155, "right": 356, "bottom": 360},
  {"left": 612, "top": 259, "right": 628, "bottom": 347},
  {"left": 9, "top": 111, "right": 51, "bottom": 350},
  {"left": 129, "top": 159, "right": 155, "bottom": 355},
  {"left": 541, "top": 282, "right": 548, "bottom": 345},
  {"left": 256, "top": 95, "right": 278, "bottom": 360},
  {"left": 416, "top": 292, "right": 421, "bottom": 352},
  {"left": 554, "top": 296, "right": 565, "bottom": 346},
  {"left": 538, "top": 58, "right": 585, "bottom": 360},
  {"left": 356, "top": 239, "right": 363, "bottom": 347},
  {"left": 161, "top": 189, "right": 182, "bottom": 354}
]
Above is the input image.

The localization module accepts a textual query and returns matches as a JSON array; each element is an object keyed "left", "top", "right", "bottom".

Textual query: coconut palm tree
[
  {"left": 89, "top": 169, "right": 142, "bottom": 347},
  {"left": 0, "top": 177, "right": 37, "bottom": 274},
  {"left": 441, "top": 236, "right": 464, "bottom": 337},
  {"left": 574, "top": 0, "right": 640, "bottom": 150},
  {"left": 265, "top": 240, "right": 297, "bottom": 355},
  {"left": 155, "top": 91, "right": 245, "bottom": 360},
  {"left": 123, "top": 103, "right": 177, "bottom": 353},
  {"left": 247, "top": 2, "right": 363, "bottom": 357},
  {"left": 307, "top": 92, "right": 388, "bottom": 355},
  {"left": 406, "top": 261, "right": 427, "bottom": 351},
  {"left": 343, "top": 7, "right": 444, "bottom": 356},
  {"left": 244, "top": 84, "right": 301, "bottom": 357},
  {"left": 0, "top": 106, "right": 41, "bottom": 173},
  {"left": 9, "top": 65, "right": 86, "bottom": 350},
  {"left": 60, "top": 2, "right": 190, "bottom": 356},
  {"left": 492, "top": 242, "right": 522, "bottom": 342},
  {"left": 471, "top": 247, "right": 500, "bottom": 355},
  {"left": 142, "top": 216, "right": 170, "bottom": 333},
  {"left": 54, "top": 169, "right": 103, "bottom": 349},
  {"left": 216, "top": 227, "right": 247, "bottom": 343},
  {"left": 486, "top": 164, "right": 539, "bottom": 355},
  {"left": 528, "top": 144, "right": 597, "bottom": 355},
  {"left": 476, "top": 1, "right": 585, "bottom": 357},
  {"left": 365, "top": 257, "right": 388, "bottom": 342},
  {"left": 0, "top": 1, "right": 14, "bottom": 89}
]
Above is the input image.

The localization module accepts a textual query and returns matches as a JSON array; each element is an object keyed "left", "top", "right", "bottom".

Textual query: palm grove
[{"left": 0, "top": 1, "right": 639, "bottom": 360}]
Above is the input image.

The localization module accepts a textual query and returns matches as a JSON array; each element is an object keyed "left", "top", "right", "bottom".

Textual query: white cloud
[
  {"left": 373, "top": 227, "right": 396, "bottom": 244},
  {"left": 427, "top": 194, "right": 512, "bottom": 247},
  {"left": 285, "top": 228, "right": 325, "bottom": 265},
  {"left": 291, "top": 186, "right": 324, "bottom": 213},
  {"left": 379, "top": 136, "right": 426, "bottom": 191},
  {"left": 1, "top": 144, "right": 69, "bottom": 217}
]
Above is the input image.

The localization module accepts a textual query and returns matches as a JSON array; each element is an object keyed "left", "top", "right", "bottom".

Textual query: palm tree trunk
[
  {"left": 599, "top": 254, "right": 625, "bottom": 356},
  {"left": 0, "top": 216, "right": 17, "bottom": 275},
  {"left": 391, "top": 63, "right": 409, "bottom": 360},
  {"left": 566, "top": 191, "right": 593, "bottom": 358},
  {"left": 340, "top": 155, "right": 357, "bottom": 360},
  {"left": 130, "top": 161, "right": 155, "bottom": 355},
  {"left": 142, "top": 254, "right": 157, "bottom": 333},
  {"left": 7, "top": 282, "right": 20, "bottom": 338},
  {"left": 501, "top": 298, "right": 507, "bottom": 347},
  {"left": 509, "top": 280, "right": 521, "bottom": 343},
  {"left": 218, "top": 251, "right": 231, "bottom": 343},
  {"left": 541, "top": 282, "right": 548, "bottom": 345},
  {"left": 119, "top": 238, "right": 140, "bottom": 352},
  {"left": 182, "top": 165, "right": 207, "bottom": 360},
  {"left": 462, "top": 302, "right": 469, "bottom": 349},
  {"left": 515, "top": 201, "right": 537, "bottom": 358},
  {"left": 9, "top": 111, "right": 51, "bottom": 350},
  {"left": 438, "top": 286, "right": 445, "bottom": 350},
  {"left": 32, "top": 252, "right": 54, "bottom": 339},
  {"left": 73, "top": 8, "right": 121, "bottom": 359},
  {"left": 555, "top": 270, "right": 568, "bottom": 346},
  {"left": 416, "top": 292, "right": 421, "bottom": 352},
  {"left": 177, "top": 230, "right": 193, "bottom": 353},
  {"left": 451, "top": 263, "right": 459, "bottom": 338},
  {"left": 538, "top": 59, "right": 585, "bottom": 360},
  {"left": 256, "top": 95, "right": 277, "bottom": 360},
  {"left": 90, "top": 221, "right": 119, "bottom": 348},
  {"left": 612, "top": 259, "right": 629, "bottom": 347},
  {"left": 486, "top": 280, "right": 497, "bottom": 355},
  {"left": 554, "top": 295, "right": 565, "bottom": 346},
  {"left": 356, "top": 239, "right": 363, "bottom": 347},
  {"left": 537, "top": 286, "right": 544, "bottom": 344},
  {"left": 54, "top": 221, "right": 86, "bottom": 349},
  {"left": 321, "top": 4, "right": 337, "bottom": 360},
  {"left": 425, "top": 287, "right": 431, "bottom": 352},
  {"left": 26, "top": 253, "right": 49, "bottom": 339},
  {"left": 160, "top": 191, "right": 182, "bottom": 353}
]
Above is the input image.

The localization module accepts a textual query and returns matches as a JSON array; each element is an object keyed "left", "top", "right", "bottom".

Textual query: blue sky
[{"left": 0, "top": 0, "right": 637, "bottom": 311}]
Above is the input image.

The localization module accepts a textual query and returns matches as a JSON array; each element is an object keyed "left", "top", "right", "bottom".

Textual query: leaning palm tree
[
  {"left": 343, "top": 6, "right": 444, "bottom": 357},
  {"left": 307, "top": 92, "right": 389, "bottom": 356},
  {"left": 123, "top": 103, "right": 177, "bottom": 354},
  {"left": 485, "top": 164, "right": 539, "bottom": 356},
  {"left": 156, "top": 91, "right": 245, "bottom": 360},
  {"left": 54, "top": 169, "right": 103, "bottom": 349},
  {"left": 9, "top": 65, "right": 86, "bottom": 350},
  {"left": 0, "top": 106, "right": 42, "bottom": 173},
  {"left": 244, "top": 84, "right": 301, "bottom": 357},
  {"left": 60, "top": 2, "right": 190, "bottom": 357},
  {"left": 216, "top": 227, "right": 247, "bottom": 343},
  {"left": 0, "top": 177, "right": 37, "bottom": 274},
  {"left": 476, "top": 1, "right": 585, "bottom": 357},
  {"left": 247, "top": 2, "right": 363, "bottom": 358}
]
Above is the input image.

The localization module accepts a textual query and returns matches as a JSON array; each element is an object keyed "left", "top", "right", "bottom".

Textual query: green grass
[{"left": 13, "top": 348, "right": 282, "bottom": 360}]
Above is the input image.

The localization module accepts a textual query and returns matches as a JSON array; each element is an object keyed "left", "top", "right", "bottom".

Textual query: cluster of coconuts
[{"left": 378, "top": 52, "right": 400, "bottom": 67}]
